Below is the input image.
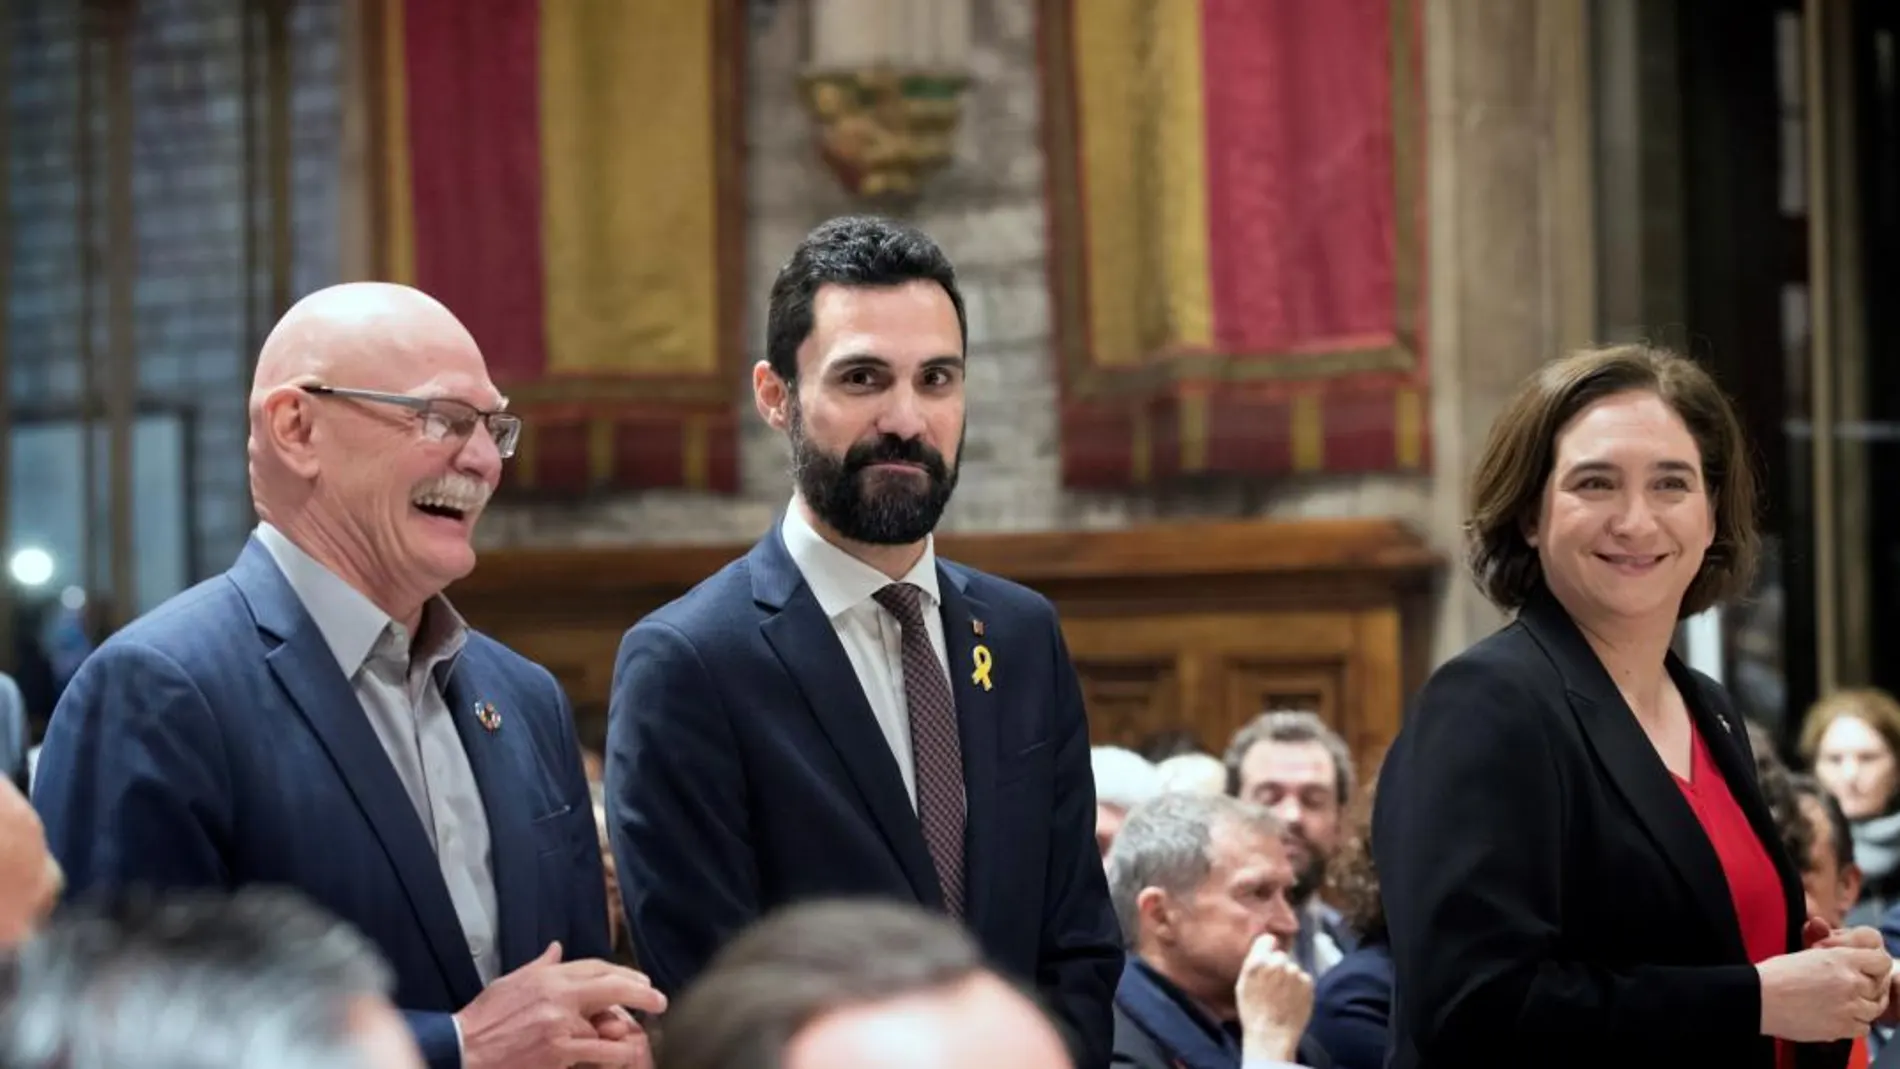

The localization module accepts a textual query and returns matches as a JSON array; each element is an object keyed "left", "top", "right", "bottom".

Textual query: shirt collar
[
  {"left": 254, "top": 522, "right": 467, "bottom": 678},
  {"left": 779, "top": 496, "right": 939, "bottom": 620}
]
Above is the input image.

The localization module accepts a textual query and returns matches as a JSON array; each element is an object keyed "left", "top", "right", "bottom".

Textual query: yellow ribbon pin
[{"left": 971, "top": 645, "right": 994, "bottom": 691}]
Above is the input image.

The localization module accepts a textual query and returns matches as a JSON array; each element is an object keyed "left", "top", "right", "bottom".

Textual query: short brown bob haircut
[
  {"left": 1798, "top": 687, "right": 1900, "bottom": 770},
  {"left": 1466, "top": 343, "right": 1759, "bottom": 618}
]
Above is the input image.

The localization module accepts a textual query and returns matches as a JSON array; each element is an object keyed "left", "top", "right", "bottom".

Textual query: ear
[
  {"left": 261, "top": 386, "right": 321, "bottom": 479},
  {"left": 1134, "top": 886, "right": 1174, "bottom": 946},
  {"left": 753, "top": 359, "right": 790, "bottom": 430},
  {"left": 1519, "top": 510, "right": 1540, "bottom": 549},
  {"left": 1842, "top": 862, "right": 1864, "bottom": 913}
]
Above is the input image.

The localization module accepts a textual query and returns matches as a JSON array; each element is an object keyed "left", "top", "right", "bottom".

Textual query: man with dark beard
[{"left": 604, "top": 216, "right": 1123, "bottom": 1069}]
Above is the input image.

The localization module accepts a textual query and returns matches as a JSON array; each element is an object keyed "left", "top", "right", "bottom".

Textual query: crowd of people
[{"left": 0, "top": 214, "right": 1897, "bottom": 1069}]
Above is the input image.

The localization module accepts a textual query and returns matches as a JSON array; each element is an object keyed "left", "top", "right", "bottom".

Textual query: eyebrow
[
  {"left": 826, "top": 352, "right": 966, "bottom": 373},
  {"left": 1564, "top": 458, "right": 1699, "bottom": 477}
]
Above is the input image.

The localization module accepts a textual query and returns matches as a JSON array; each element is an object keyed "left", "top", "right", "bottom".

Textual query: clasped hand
[
  {"left": 455, "top": 942, "right": 668, "bottom": 1069},
  {"left": 1757, "top": 920, "right": 1893, "bottom": 1043}
]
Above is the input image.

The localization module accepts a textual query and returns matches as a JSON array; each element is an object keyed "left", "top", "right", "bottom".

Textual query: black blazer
[
  {"left": 1373, "top": 588, "right": 1850, "bottom": 1069},
  {"left": 605, "top": 526, "right": 1123, "bottom": 1069}
]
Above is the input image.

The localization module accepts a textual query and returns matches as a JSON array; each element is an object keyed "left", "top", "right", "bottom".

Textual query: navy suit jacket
[
  {"left": 32, "top": 538, "right": 611, "bottom": 1069},
  {"left": 1308, "top": 940, "right": 1392, "bottom": 1069},
  {"left": 605, "top": 526, "right": 1123, "bottom": 1068}
]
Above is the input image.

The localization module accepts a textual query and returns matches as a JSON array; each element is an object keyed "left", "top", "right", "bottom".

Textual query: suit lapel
[
  {"left": 1519, "top": 592, "right": 1746, "bottom": 963},
  {"left": 441, "top": 660, "right": 539, "bottom": 973},
  {"left": 751, "top": 532, "right": 945, "bottom": 909},
  {"left": 233, "top": 541, "right": 483, "bottom": 1003},
  {"left": 938, "top": 568, "right": 999, "bottom": 930}
]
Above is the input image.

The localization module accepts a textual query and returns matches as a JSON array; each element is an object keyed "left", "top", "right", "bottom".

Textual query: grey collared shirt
[{"left": 257, "top": 523, "right": 500, "bottom": 986}]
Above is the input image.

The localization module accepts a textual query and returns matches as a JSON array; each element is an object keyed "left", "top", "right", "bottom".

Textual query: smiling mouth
[
  {"left": 414, "top": 502, "right": 468, "bottom": 522},
  {"left": 1596, "top": 552, "right": 1667, "bottom": 568}
]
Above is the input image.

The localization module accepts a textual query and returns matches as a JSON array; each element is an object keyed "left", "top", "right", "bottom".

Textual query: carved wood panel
[{"left": 452, "top": 519, "right": 1439, "bottom": 772}]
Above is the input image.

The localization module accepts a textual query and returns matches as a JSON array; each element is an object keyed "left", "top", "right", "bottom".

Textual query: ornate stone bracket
[
  {"left": 800, "top": 0, "right": 971, "bottom": 201},
  {"left": 800, "top": 66, "right": 969, "bottom": 200}
]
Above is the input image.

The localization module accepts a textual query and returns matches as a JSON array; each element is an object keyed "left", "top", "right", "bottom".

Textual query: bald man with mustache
[{"left": 32, "top": 283, "right": 664, "bottom": 1069}]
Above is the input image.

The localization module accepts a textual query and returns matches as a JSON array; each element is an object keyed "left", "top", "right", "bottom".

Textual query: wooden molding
[{"left": 455, "top": 518, "right": 1443, "bottom": 766}]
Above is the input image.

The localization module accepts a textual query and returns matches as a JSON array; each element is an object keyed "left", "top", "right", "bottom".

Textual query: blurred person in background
[
  {"left": 1224, "top": 711, "right": 1356, "bottom": 978},
  {"left": 1308, "top": 775, "right": 1391, "bottom": 1069},
  {"left": 1094, "top": 745, "right": 1163, "bottom": 859},
  {"left": 0, "top": 777, "right": 58, "bottom": 949},
  {"left": 0, "top": 673, "right": 25, "bottom": 793},
  {"left": 1105, "top": 792, "right": 1331, "bottom": 1068},
  {"left": 1376, "top": 344, "right": 1886, "bottom": 1069},
  {"left": 1803, "top": 690, "right": 1900, "bottom": 927},
  {"left": 1138, "top": 730, "right": 1207, "bottom": 764},
  {"left": 1774, "top": 775, "right": 1874, "bottom": 1068},
  {"left": 656, "top": 899, "right": 1071, "bottom": 1069},
  {"left": 0, "top": 887, "right": 422, "bottom": 1069},
  {"left": 1156, "top": 752, "right": 1228, "bottom": 797}
]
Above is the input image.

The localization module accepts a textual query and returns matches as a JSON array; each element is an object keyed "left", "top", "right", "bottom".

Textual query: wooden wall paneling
[{"left": 454, "top": 518, "right": 1442, "bottom": 765}]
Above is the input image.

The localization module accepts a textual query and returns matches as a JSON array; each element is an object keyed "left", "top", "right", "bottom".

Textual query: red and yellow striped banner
[
  {"left": 1042, "top": 0, "right": 1427, "bottom": 487},
  {"left": 365, "top": 0, "right": 745, "bottom": 494}
]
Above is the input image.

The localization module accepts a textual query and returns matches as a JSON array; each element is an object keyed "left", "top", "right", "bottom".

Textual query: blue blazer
[
  {"left": 605, "top": 526, "right": 1123, "bottom": 1068},
  {"left": 32, "top": 538, "right": 611, "bottom": 1069},
  {"left": 1308, "top": 940, "right": 1393, "bottom": 1069}
]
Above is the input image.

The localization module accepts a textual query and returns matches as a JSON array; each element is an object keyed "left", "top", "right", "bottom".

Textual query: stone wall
[{"left": 474, "top": 0, "right": 1437, "bottom": 554}]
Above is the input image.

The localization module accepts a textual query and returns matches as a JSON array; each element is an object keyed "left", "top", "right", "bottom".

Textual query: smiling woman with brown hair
[{"left": 1374, "top": 344, "right": 1890, "bottom": 1069}]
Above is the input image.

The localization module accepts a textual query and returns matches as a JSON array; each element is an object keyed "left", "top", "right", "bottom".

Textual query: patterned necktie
[{"left": 872, "top": 581, "right": 967, "bottom": 917}]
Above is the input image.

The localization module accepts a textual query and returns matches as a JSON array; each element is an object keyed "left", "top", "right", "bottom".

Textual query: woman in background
[
  {"left": 1803, "top": 689, "right": 1900, "bottom": 927},
  {"left": 1374, "top": 344, "right": 1890, "bottom": 1069}
]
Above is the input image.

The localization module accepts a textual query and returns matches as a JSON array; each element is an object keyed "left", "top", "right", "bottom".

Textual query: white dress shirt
[
  {"left": 256, "top": 523, "right": 501, "bottom": 986},
  {"left": 780, "top": 499, "right": 951, "bottom": 810}
]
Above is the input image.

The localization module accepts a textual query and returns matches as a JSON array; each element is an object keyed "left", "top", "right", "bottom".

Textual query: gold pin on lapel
[
  {"left": 475, "top": 701, "right": 502, "bottom": 733},
  {"left": 971, "top": 618, "right": 985, "bottom": 637}
]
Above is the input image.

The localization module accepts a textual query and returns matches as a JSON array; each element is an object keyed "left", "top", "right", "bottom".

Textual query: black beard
[
  {"left": 789, "top": 402, "right": 960, "bottom": 545},
  {"left": 1291, "top": 851, "right": 1328, "bottom": 906}
]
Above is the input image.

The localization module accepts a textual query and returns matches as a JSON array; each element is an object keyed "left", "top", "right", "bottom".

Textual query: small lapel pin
[
  {"left": 475, "top": 701, "right": 502, "bottom": 733},
  {"left": 971, "top": 645, "right": 993, "bottom": 692},
  {"left": 971, "top": 618, "right": 985, "bottom": 637}
]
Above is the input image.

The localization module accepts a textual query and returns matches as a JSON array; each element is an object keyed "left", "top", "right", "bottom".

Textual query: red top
[{"left": 1672, "top": 722, "right": 1792, "bottom": 1068}]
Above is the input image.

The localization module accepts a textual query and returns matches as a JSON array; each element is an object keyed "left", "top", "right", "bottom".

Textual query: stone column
[{"left": 1424, "top": 0, "right": 1599, "bottom": 665}]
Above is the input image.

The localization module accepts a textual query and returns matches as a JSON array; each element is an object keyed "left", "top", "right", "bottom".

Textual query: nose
[
  {"left": 455, "top": 420, "right": 505, "bottom": 483},
  {"left": 875, "top": 383, "right": 929, "bottom": 441},
  {"left": 1269, "top": 796, "right": 1304, "bottom": 827},
  {"left": 1610, "top": 490, "right": 1659, "bottom": 537},
  {"left": 1266, "top": 894, "right": 1300, "bottom": 944}
]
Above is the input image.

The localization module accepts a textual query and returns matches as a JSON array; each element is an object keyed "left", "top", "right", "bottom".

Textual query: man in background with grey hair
[
  {"left": 1223, "top": 711, "right": 1357, "bottom": 978},
  {"left": 0, "top": 886, "right": 422, "bottom": 1069},
  {"left": 1105, "top": 793, "right": 1330, "bottom": 1069}
]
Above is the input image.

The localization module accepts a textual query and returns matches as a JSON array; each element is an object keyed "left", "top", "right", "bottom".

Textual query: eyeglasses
[{"left": 300, "top": 385, "right": 522, "bottom": 459}]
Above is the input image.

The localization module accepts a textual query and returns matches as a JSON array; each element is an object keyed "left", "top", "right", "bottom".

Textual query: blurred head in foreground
[
  {"left": 657, "top": 899, "right": 1072, "bottom": 1069},
  {"left": 0, "top": 887, "right": 421, "bottom": 1069}
]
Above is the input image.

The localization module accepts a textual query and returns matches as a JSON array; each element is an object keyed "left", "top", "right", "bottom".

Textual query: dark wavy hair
[
  {"left": 1465, "top": 344, "right": 1760, "bottom": 618},
  {"left": 1326, "top": 769, "right": 1384, "bottom": 943}
]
